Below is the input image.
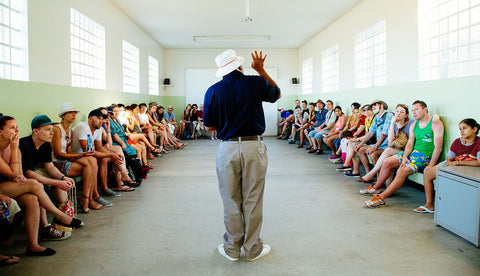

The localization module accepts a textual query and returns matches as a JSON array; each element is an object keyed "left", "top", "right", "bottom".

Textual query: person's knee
[
  {"left": 384, "top": 156, "right": 399, "bottom": 168},
  {"left": 21, "top": 193, "right": 39, "bottom": 208},
  {"left": 398, "top": 166, "right": 413, "bottom": 177}
]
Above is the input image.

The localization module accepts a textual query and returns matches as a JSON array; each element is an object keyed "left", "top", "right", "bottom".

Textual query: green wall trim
[{"left": 0, "top": 79, "right": 185, "bottom": 134}]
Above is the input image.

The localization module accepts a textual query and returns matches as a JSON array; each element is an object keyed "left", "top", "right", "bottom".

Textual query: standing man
[{"left": 204, "top": 49, "right": 281, "bottom": 262}]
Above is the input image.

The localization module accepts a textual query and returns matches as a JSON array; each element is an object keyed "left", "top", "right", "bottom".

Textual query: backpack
[{"left": 124, "top": 153, "right": 145, "bottom": 185}]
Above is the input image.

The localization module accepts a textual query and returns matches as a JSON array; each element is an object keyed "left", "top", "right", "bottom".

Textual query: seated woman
[
  {"left": 321, "top": 106, "right": 347, "bottom": 156},
  {"left": 414, "top": 118, "right": 480, "bottom": 213},
  {"left": 0, "top": 116, "right": 82, "bottom": 256},
  {"left": 358, "top": 104, "right": 414, "bottom": 193},
  {"left": 196, "top": 104, "right": 207, "bottom": 138},
  {"left": 100, "top": 108, "right": 137, "bottom": 191},
  {"left": 51, "top": 103, "right": 103, "bottom": 213},
  {"left": 190, "top": 104, "right": 199, "bottom": 139},
  {"left": 147, "top": 105, "right": 186, "bottom": 150},
  {"left": 0, "top": 194, "right": 21, "bottom": 266},
  {"left": 124, "top": 105, "right": 162, "bottom": 160},
  {"left": 129, "top": 104, "right": 159, "bottom": 149},
  {"left": 109, "top": 105, "right": 152, "bottom": 169},
  {"left": 179, "top": 104, "right": 193, "bottom": 140},
  {"left": 329, "top": 103, "right": 362, "bottom": 160},
  {"left": 336, "top": 104, "right": 375, "bottom": 174}
]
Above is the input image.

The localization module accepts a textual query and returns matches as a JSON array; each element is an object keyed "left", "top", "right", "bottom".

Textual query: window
[
  {"left": 0, "top": 0, "right": 28, "bottom": 81},
  {"left": 322, "top": 44, "right": 339, "bottom": 93},
  {"left": 419, "top": 0, "right": 480, "bottom": 80},
  {"left": 148, "top": 56, "right": 159, "bottom": 95},
  {"left": 301, "top": 57, "right": 313, "bottom": 94},
  {"left": 354, "top": 20, "right": 387, "bottom": 88},
  {"left": 122, "top": 40, "right": 140, "bottom": 93},
  {"left": 70, "top": 8, "right": 105, "bottom": 89}
]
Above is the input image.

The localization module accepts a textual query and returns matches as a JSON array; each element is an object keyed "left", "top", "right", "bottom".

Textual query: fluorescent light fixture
[{"left": 193, "top": 36, "right": 271, "bottom": 42}]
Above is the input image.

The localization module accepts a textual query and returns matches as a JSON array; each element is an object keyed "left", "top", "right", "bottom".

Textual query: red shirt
[{"left": 449, "top": 136, "right": 480, "bottom": 160}]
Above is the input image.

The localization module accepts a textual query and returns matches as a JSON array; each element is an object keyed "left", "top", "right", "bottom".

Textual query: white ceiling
[{"left": 109, "top": 0, "right": 362, "bottom": 49}]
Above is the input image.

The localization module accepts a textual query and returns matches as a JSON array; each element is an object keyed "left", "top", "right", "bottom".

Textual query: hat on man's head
[
  {"left": 106, "top": 108, "right": 114, "bottom": 114},
  {"left": 360, "top": 103, "right": 372, "bottom": 111},
  {"left": 316, "top": 100, "right": 325, "bottom": 106},
  {"left": 215, "top": 49, "right": 245, "bottom": 77},
  {"left": 88, "top": 108, "right": 108, "bottom": 119},
  {"left": 31, "top": 115, "right": 54, "bottom": 130},
  {"left": 59, "top": 102, "right": 80, "bottom": 117},
  {"left": 370, "top": 99, "right": 388, "bottom": 110},
  {"left": 277, "top": 107, "right": 284, "bottom": 111}
]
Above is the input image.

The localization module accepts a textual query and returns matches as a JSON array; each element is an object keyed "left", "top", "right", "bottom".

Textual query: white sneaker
[
  {"left": 246, "top": 244, "right": 271, "bottom": 261},
  {"left": 217, "top": 244, "right": 239, "bottom": 261}
]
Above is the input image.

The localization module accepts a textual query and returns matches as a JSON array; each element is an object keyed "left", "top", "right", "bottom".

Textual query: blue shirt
[
  {"left": 369, "top": 111, "right": 394, "bottom": 149},
  {"left": 315, "top": 108, "right": 328, "bottom": 127},
  {"left": 203, "top": 70, "right": 281, "bottom": 140},
  {"left": 280, "top": 110, "right": 291, "bottom": 119},
  {"left": 164, "top": 112, "right": 175, "bottom": 121}
]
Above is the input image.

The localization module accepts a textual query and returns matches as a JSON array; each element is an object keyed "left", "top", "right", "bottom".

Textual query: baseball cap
[
  {"left": 88, "top": 108, "right": 108, "bottom": 119},
  {"left": 31, "top": 115, "right": 54, "bottom": 130}
]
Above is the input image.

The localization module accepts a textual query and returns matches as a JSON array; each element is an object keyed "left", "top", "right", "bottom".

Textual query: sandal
[
  {"left": 78, "top": 195, "right": 90, "bottom": 214},
  {"left": 123, "top": 180, "right": 141, "bottom": 187},
  {"left": 89, "top": 200, "right": 105, "bottom": 210},
  {"left": 115, "top": 185, "right": 135, "bottom": 192},
  {"left": 147, "top": 162, "right": 154, "bottom": 169},
  {"left": 0, "top": 256, "right": 20, "bottom": 266}
]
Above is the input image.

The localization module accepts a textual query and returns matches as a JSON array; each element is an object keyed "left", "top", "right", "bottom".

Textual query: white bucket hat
[
  {"left": 59, "top": 102, "right": 80, "bottom": 117},
  {"left": 215, "top": 49, "right": 245, "bottom": 77}
]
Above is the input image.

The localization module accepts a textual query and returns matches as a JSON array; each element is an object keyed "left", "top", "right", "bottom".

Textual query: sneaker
[
  {"left": 344, "top": 171, "right": 360, "bottom": 177},
  {"left": 336, "top": 165, "right": 352, "bottom": 172},
  {"left": 41, "top": 224, "right": 71, "bottom": 241},
  {"left": 329, "top": 158, "right": 343, "bottom": 164},
  {"left": 217, "top": 244, "right": 239, "bottom": 262},
  {"left": 246, "top": 244, "right": 271, "bottom": 261},
  {"left": 364, "top": 195, "right": 386, "bottom": 208},
  {"left": 328, "top": 154, "right": 341, "bottom": 160},
  {"left": 102, "top": 188, "right": 121, "bottom": 197},
  {"left": 288, "top": 139, "right": 295, "bottom": 144},
  {"left": 95, "top": 196, "right": 113, "bottom": 207},
  {"left": 360, "top": 185, "right": 382, "bottom": 195}
]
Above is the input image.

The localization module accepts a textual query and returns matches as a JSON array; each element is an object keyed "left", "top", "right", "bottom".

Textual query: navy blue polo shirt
[{"left": 203, "top": 70, "right": 281, "bottom": 140}]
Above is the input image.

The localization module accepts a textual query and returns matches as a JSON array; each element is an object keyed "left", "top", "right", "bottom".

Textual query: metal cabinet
[{"left": 435, "top": 166, "right": 480, "bottom": 247}]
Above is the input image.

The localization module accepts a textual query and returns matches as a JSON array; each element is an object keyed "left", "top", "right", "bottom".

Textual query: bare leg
[
  {"left": 0, "top": 180, "right": 74, "bottom": 224},
  {"left": 358, "top": 146, "right": 372, "bottom": 174},
  {"left": 418, "top": 165, "right": 438, "bottom": 211},
  {"left": 362, "top": 148, "right": 399, "bottom": 180},
  {"left": 378, "top": 166, "right": 414, "bottom": 199},
  {"left": 372, "top": 156, "right": 401, "bottom": 190},
  {"left": 16, "top": 193, "right": 47, "bottom": 252}
]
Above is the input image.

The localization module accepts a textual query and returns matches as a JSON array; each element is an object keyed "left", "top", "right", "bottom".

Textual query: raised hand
[{"left": 251, "top": 50, "right": 266, "bottom": 73}]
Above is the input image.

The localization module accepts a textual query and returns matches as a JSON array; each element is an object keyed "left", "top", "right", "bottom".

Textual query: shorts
[
  {"left": 395, "top": 150, "right": 431, "bottom": 173},
  {"left": 309, "top": 130, "right": 318, "bottom": 138},
  {"left": 53, "top": 161, "right": 73, "bottom": 175},
  {"left": 314, "top": 129, "right": 329, "bottom": 140},
  {"left": 306, "top": 128, "right": 315, "bottom": 134}
]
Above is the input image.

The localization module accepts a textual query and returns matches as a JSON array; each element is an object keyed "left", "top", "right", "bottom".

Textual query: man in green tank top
[{"left": 364, "top": 100, "right": 444, "bottom": 208}]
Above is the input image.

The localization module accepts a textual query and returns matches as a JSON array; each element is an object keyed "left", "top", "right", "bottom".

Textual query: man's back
[{"left": 204, "top": 70, "right": 280, "bottom": 140}]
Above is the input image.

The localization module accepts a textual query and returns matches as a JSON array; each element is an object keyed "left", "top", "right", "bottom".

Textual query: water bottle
[
  {"left": 0, "top": 202, "right": 10, "bottom": 222},
  {"left": 86, "top": 134, "right": 93, "bottom": 153}
]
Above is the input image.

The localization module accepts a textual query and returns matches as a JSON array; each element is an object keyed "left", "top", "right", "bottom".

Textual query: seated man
[
  {"left": 164, "top": 106, "right": 178, "bottom": 136},
  {"left": 308, "top": 100, "right": 336, "bottom": 154},
  {"left": 19, "top": 115, "right": 77, "bottom": 239},
  {"left": 304, "top": 100, "right": 327, "bottom": 148},
  {"left": 276, "top": 107, "right": 291, "bottom": 138},
  {"left": 364, "top": 100, "right": 444, "bottom": 208},
  {"left": 350, "top": 99, "right": 393, "bottom": 177},
  {"left": 71, "top": 108, "right": 124, "bottom": 206}
]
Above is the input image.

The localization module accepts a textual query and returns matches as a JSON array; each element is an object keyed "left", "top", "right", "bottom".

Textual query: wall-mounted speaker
[
  {"left": 163, "top": 78, "right": 171, "bottom": 85},
  {"left": 291, "top": 78, "right": 299, "bottom": 84}
]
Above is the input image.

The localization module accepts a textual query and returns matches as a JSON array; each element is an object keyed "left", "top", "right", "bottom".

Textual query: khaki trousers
[{"left": 216, "top": 140, "right": 268, "bottom": 259}]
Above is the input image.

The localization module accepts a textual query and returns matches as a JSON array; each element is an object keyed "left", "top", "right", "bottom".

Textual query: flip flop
[
  {"left": 115, "top": 185, "right": 135, "bottom": 192},
  {"left": 413, "top": 205, "right": 434, "bottom": 213},
  {"left": 0, "top": 256, "right": 20, "bottom": 266}
]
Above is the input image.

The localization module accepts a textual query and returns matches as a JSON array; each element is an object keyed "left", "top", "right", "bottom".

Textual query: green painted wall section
[
  {"left": 278, "top": 76, "right": 479, "bottom": 184},
  {"left": 0, "top": 79, "right": 185, "bottom": 134}
]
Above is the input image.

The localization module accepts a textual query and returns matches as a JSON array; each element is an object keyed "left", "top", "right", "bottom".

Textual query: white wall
[
  {"left": 299, "top": 0, "right": 418, "bottom": 92},
  {"left": 27, "top": 0, "right": 164, "bottom": 93},
  {"left": 164, "top": 48, "right": 299, "bottom": 96}
]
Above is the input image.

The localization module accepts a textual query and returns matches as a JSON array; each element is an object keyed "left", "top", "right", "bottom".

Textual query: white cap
[
  {"left": 59, "top": 103, "right": 79, "bottom": 117},
  {"left": 215, "top": 49, "right": 245, "bottom": 77}
]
